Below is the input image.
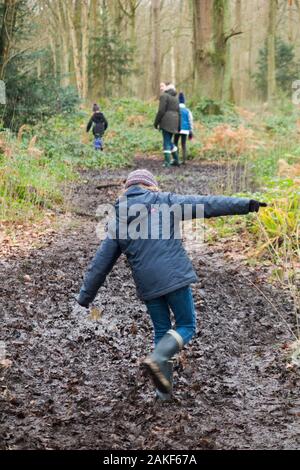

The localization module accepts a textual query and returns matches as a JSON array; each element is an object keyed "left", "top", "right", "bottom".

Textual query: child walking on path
[
  {"left": 77, "top": 169, "right": 267, "bottom": 400},
  {"left": 154, "top": 83, "right": 180, "bottom": 168},
  {"left": 86, "top": 104, "right": 108, "bottom": 151},
  {"left": 174, "top": 92, "right": 194, "bottom": 164}
]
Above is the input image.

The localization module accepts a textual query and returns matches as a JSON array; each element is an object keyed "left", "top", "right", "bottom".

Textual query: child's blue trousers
[{"left": 145, "top": 286, "right": 196, "bottom": 346}]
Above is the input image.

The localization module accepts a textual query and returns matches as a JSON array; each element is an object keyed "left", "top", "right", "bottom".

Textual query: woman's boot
[
  {"left": 143, "top": 329, "right": 183, "bottom": 393},
  {"left": 182, "top": 145, "right": 187, "bottom": 164},
  {"left": 171, "top": 147, "right": 180, "bottom": 166},
  {"left": 163, "top": 152, "right": 171, "bottom": 168}
]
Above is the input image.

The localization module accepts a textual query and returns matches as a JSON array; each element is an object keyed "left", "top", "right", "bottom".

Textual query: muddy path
[{"left": 0, "top": 157, "right": 299, "bottom": 450}]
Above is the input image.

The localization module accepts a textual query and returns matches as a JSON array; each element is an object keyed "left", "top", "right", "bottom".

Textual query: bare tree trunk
[
  {"left": 49, "top": 37, "right": 57, "bottom": 78},
  {"left": 100, "top": 0, "right": 109, "bottom": 95},
  {"left": 170, "top": 45, "right": 176, "bottom": 84},
  {"left": 288, "top": 0, "right": 293, "bottom": 43},
  {"left": 109, "top": 0, "right": 123, "bottom": 30},
  {"left": 61, "top": 33, "right": 70, "bottom": 88},
  {"left": 145, "top": 4, "right": 153, "bottom": 98},
  {"left": 151, "top": 0, "right": 161, "bottom": 97},
  {"left": 0, "top": 0, "right": 18, "bottom": 79},
  {"left": 267, "top": 0, "right": 277, "bottom": 104},
  {"left": 221, "top": 0, "right": 233, "bottom": 101},
  {"left": 57, "top": 0, "right": 70, "bottom": 87},
  {"left": 65, "top": 0, "right": 83, "bottom": 98},
  {"left": 193, "top": 0, "right": 232, "bottom": 100},
  {"left": 37, "top": 57, "right": 42, "bottom": 79},
  {"left": 116, "top": 1, "right": 140, "bottom": 95},
  {"left": 192, "top": 0, "right": 215, "bottom": 97},
  {"left": 247, "top": 0, "right": 254, "bottom": 102},
  {"left": 82, "top": 0, "right": 90, "bottom": 100},
  {"left": 233, "top": 0, "right": 242, "bottom": 103}
]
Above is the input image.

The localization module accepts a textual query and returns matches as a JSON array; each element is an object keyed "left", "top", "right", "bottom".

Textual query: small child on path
[
  {"left": 77, "top": 169, "right": 267, "bottom": 400},
  {"left": 86, "top": 104, "right": 108, "bottom": 151}
]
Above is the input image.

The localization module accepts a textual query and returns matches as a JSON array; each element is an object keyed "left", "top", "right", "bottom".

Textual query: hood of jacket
[
  {"left": 93, "top": 111, "right": 104, "bottom": 122},
  {"left": 165, "top": 89, "right": 177, "bottom": 97}
]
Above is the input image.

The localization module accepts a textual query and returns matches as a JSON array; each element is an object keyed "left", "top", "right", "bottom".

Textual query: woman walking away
[
  {"left": 77, "top": 169, "right": 267, "bottom": 400},
  {"left": 174, "top": 92, "right": 194, "bottom": 165},
  {"left": 154, "top": 83, "right": 180, "bottom": 168},
  {"left": 87, "top": 103, "right": 108, "bottom": 151}
]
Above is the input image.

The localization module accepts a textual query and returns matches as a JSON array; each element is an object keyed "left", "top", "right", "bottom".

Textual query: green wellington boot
[
  {"left": 143, "top": 329, "right": 183, "bottom": 394},
  {"left": 171, "top": 147, "right": 180, "bottom": 166},
  {"left": 163, "top": 152, "right": 171, "bottom": 168},
  {"left": 182, "top": 146, "right": 187, "bottom": 165},
  {"left": 155, "top": 360, "right": 173, "bottom": 401}
]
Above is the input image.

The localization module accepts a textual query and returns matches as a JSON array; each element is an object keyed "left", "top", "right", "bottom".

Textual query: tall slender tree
[
  {"left": 64, "top": 0, "right": 83, "bottom": 98},
  {"left": 151, "top": 0, "right": 161, "bottom": 97},
  {"left": 267, "top": 0, "right": 277, "bottom": 104},
  {"left": 0, "top": 0, "right": 19, "bottom": 79},
  {"left": 81, "top": 0, "right": 90, "bottom": 100}
]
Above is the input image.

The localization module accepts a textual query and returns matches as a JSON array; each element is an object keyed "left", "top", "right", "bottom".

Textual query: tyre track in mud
[{"left": 0, "top": 157, "right": 299, "bottom": 450}]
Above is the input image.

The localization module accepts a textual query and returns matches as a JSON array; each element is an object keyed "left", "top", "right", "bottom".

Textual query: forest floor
[{"left": 0, "top": 156, "right": 299, "bottom": 450}]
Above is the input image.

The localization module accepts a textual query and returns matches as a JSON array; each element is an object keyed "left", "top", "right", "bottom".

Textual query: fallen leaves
[
  {"left": 0, "top": 358, "right": 12, "bottom": 369},
  {"left": 89, "top": 307, "right": 103, "bottom": 321},
  {"left": 289, "top": 340, "right": 300, "bottom": 367},
  {"left": 130, "top": 322, "right": 138, "bottom": 336},
  {"left": 0, "top": 213, "right": 59, "bottom": 257}
]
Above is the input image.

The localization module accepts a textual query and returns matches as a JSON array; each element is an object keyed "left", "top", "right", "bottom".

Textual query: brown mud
[{"left": 0, "top": 156, "right": 299, "bottom": 450}]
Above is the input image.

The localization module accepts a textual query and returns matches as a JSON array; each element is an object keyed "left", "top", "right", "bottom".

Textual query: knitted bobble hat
[
  {"left": 165, "top": 83, "right": 176, "bottom": 91},
  {"left": 125, "top": 169, "right": 158, "bottom": 189}
]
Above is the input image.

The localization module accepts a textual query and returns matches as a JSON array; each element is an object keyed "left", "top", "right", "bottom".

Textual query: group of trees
[
  {"left": 192, "top": 0, "right": 300, "bottom": 104},
  {"left": 0, "top": 0, "right": 80, "bottom": 129},
  {"left": 1, "top": 0, "right": 300, "bottom": 129},
  {"left": 38, "top": 0, "right": 135, "bottom": 99}
]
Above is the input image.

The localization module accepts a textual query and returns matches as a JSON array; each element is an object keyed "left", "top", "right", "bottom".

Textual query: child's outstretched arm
[
  {"left": 77, "top": 237, "right": 121, "bottom": 307},
  {"left": 169, "top": 193, "right": 266, "bottom": 219}
]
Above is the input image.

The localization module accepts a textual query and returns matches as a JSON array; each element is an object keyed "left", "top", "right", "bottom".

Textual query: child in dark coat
[
  {"left": 77, "top": 169, "right": 267, "bottom": 400},
  {"left": 87, "top": 104, "right": 108, "bottom": 150}
]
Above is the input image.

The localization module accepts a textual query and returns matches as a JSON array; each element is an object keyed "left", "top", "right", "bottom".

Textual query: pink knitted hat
[{"left": 125, "top": 169, "right": 158, "bottom": 189}]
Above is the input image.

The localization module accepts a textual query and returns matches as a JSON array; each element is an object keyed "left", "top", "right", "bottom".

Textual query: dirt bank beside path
[{"left": 1, "top": 157, "right": 299, "bottom": 450}]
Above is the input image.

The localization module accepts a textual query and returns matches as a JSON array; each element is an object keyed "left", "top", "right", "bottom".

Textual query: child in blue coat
[
  {"left": 77, "top": 169, "right": 267, "bottom": 400},
  {"left": 173, "top": 92, "right": 193, "bottom": 165}
]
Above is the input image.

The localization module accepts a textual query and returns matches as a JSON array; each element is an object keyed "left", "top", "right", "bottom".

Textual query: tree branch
[{"left": 224, "top": 30, "right": 243, "bottom": 43}]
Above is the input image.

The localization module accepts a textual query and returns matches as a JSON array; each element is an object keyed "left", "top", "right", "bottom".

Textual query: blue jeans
[
  {"left": 145, "top": 286, "right": 196, "bottom": 346},
  {"left": 94, "top": 136, "right": 103, "bottom": 150},
  {"left": 162, "top": 130, "right": 175, "bottom": 153}
]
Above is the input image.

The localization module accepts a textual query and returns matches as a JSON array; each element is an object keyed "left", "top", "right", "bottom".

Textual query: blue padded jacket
[{"left": 78, "top": 186, "right": 251, "bottom": 304}]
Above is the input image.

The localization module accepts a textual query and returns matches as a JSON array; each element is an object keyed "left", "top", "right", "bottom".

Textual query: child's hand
[
  {"left": 189, "top": 131, "right": 193, "bottom": 141},
  {"left": 249, "top": 200, "right": 268, "bottom": 212}
]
